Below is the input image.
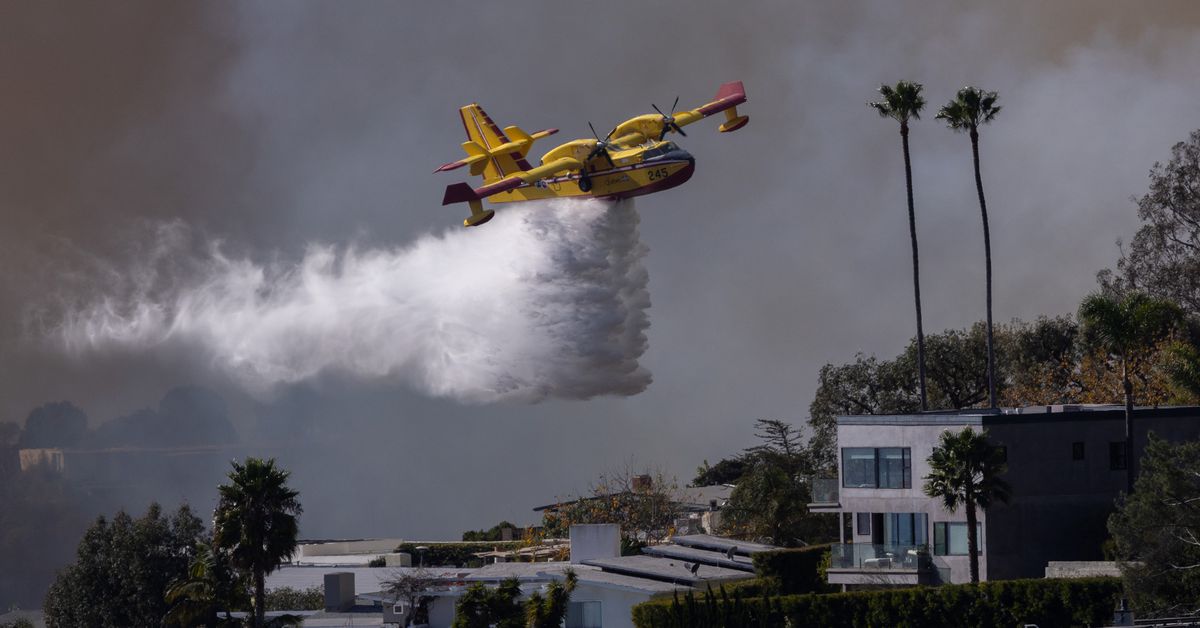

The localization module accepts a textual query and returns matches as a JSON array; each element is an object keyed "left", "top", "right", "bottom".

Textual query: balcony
[
  {"left": 808, "top": 477, "right": 839, "bottom": 508},
  {"left": 826, "top": 543, "right": 938, "bottom": 586}
]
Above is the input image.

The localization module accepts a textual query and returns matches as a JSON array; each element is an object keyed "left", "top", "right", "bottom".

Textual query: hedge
[
  {"left": 394, "top": 541, "right": 525, "bottom": 567},
  {"left": 631, "top": 577, "right": 1122, "bottom": 628},
  {"left": 752, "top": 545, "right": 836, "bottom": 595}
]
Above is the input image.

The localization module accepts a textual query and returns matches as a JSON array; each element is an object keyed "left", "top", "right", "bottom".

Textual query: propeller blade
[
  {"left": 672, "top": 122, "right": 687, "bottom": 137},
  {"left": 670, "top": 95, "right": 679, "bottom": 114},
  {"left": 588, "top": 121, "right": 600, "bottom": 140},
  {"left": 651, "top": 103, "right": 665, "bottom": 117}
]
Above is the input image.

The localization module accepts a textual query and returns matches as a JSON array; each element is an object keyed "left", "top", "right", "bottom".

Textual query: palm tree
[
  {"left": 937, "top": 87, "right": 1002, "bottom": 408},
  {"left": 923, "top": 427, "right": 1011, "bottom": 583},
  {"left": 165, "top": 541, "right": 249, "bottom": 627},
  {"left": 212, "top": 458, "right": 302, "bottom": 628},
  {"left": 870, "top": 80, "right": 929, "bottom": 411},
  {"left": 1078, "top": 291, "right": 1183, "bottom": 493}
]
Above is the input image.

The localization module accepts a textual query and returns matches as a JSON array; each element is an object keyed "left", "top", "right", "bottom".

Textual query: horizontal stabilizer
[{"left": 442, "top": 182, "right": 479, "bottom": 206}]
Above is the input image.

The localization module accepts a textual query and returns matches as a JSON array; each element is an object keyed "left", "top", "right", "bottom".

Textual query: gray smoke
[{"left": 55, "top": 199, "right": 651, "bottom": 402}]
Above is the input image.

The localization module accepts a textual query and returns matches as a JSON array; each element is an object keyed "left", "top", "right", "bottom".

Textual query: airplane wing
[
  {"left": 608, "top": 81, "right": 749, "bottom": 145},
  {"left": 442, "top": 156, "right": 581, "bottom": 206},
  {"left": 671, "top": 81, "right": 749, "bottom": 132}
]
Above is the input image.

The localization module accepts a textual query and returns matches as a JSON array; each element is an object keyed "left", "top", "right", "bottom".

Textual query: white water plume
[{"left": 56, "top": 199, "right": 652, "bottom": 402}]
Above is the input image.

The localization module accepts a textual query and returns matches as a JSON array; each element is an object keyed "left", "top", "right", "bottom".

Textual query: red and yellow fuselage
[{"left": 437, "top": 81, "right": 746, "bottom": 227}]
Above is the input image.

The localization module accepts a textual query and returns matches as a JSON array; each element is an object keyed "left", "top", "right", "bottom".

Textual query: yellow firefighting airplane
[{"left": 436, "top": 81, "right": 748, "bottom": 226}]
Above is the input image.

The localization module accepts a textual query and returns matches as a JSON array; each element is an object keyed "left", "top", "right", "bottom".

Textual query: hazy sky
[{"left": 3, "top": 1, "right": 1200, "bottom": 539}]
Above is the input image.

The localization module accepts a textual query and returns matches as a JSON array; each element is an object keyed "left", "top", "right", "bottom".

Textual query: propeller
[
  {"left": 652, "top": 96, "right": 687, "bottom": 140},
  {"left": 586, "top": 121, "right": 617, "bottom": 168}
]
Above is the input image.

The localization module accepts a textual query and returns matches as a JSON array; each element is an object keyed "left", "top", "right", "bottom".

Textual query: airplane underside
[{"left": 487, "top": 156, "right": 696, "bottom": 205}]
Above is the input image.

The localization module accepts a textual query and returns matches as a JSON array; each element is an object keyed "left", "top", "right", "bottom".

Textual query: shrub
[
  {"left": 264, "top": 586, "right": 325, "bottom": 611},
  {"left": 752, "top": 545, "right": 836, "bottom": 595},
  {"left": 632, "top": 577, "right": 1122, "bottom": 628},
  {"left": 396, "top": 542, "right": 525, "bottom": 567}
]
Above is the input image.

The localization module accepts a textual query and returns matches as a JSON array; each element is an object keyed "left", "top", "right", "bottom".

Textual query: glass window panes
[
  {"left": 566, "top": 601, "right": 602, "bottom": 628},
  {"left": 841, "top": 447, "right": 911, "bottom": 489},
  {"left": 856, "top": 512, "right": 871, "bottom": 535},
  {"left": 842, "top": 448, "right": 877, "bottom": 487},
  {"left": 933, "top": 522, "right": 982, "bottom": 556},
  {"left": 883, "top": 512, "right": 927, "bottom": 546},
  {"left": 878, "top": 448, "right": 911, "bottom": 488}
]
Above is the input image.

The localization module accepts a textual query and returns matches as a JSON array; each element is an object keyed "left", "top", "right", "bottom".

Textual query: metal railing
[
  {"left": 829, "top": 543, "right": 932, "bottom": 572},
  {"left": 809, "top": 477, "right": 839, "bottom": 505}
]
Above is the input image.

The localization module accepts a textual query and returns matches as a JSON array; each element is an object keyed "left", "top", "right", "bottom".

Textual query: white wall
[{"left": 838, "top": 421, "right": 984, "bottom": 584}]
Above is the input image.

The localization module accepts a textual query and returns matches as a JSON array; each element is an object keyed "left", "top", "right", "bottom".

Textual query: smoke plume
[{"left": 56, "top": 199, "right": 651, "bottom": 403}]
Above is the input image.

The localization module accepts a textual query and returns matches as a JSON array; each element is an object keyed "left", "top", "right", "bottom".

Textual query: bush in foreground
[{"left": 632, "top": 577, "right": 1121, "bottom": 628}]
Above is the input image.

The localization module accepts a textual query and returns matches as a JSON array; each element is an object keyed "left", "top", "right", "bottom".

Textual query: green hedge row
[
  {"left": 632, "top": 577, "right": 1122, "bottom": 628},
  {"left": 394, "top": 541, "right": 525, "bottom": 567},
  {"left": 752, "top": 545, "right": 836, "bottom": 595}
]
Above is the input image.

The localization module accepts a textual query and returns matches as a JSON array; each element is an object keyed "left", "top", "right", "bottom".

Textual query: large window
[
  {"left": 933, "top": 522, "right": 982, "bottom": 556},
  {"left": 842, "top": 447, "right": 911, "bottom": 488},
  {"left": 566, "top": 601, "right": 602, "bottom": 628},
  {"left": 884, "top": 512, "right": 927, "bottom": 546}
]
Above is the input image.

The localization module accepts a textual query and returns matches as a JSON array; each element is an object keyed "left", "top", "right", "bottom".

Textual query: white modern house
[{"left": 810, "top": 404, "right": 1200, "bottom": 587}]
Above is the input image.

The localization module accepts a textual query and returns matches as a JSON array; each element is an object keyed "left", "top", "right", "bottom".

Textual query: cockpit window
[{"left": 642, "top": 142, "right": 677, "bottom": 160}]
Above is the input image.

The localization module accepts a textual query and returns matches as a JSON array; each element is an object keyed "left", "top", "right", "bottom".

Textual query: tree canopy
[
  {"left": 212, "top": 458, "right": 302, "bottom": 628},
  {"left": 1109, "top": 435, "right": 1200, "bottom": 617},
  {"left": 44, "top": 503, "right": 204, "bottom": 628},
  {"left": 1103, "top": 129, "right": 1200, "bottom": 313}
]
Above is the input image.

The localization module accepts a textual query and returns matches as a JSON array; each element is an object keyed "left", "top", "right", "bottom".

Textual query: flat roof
[
  {"left": 642, "top": 544, "right": 755, "bottom": 572},
  {"left": 581, "top": 554, "right": 752, "bottom": 586},
  {"left": 670, "top": 534, "right": 778, "bottom": 555},
  {"left": 837, "top": 405, "right": 1200, "bottom": 426},
  {"left": 546, "top": 567, "right": 688, "bottom": 595}
]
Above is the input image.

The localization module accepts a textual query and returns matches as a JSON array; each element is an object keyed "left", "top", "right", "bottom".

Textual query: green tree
[
  {"left": 922, "top": 427, "right": 1011, "bottom": 583},
  {"left": 870, "top": 80, "right": 930, "bottom": 411},
  {"left": 937, "top": 86, "right": 1002, "bottom": 408},
  {"left": 692, "top": 457, "right": 749, "bottom": 487},
  {"left": 461, "top": 521, "right": 519, "bottom": 542},
  {"left": 720, "top": 420, "right": 836, "bottom": 546},
  {"left": 17, "top": 401, "right": 89, "bottom": 448},
  {"left": 1108, "top": 435, "right": 1200, "bottom": 618},
  {"left": 383, "top": 568, "right": 439, "bottom": 627},
  {"left": 806, "top": 353, "right": 919, "bottom": 471},
  {"left": 540, "top": 466, "right": 677, "bottom": 548},
  {"left": 524, "top": 570, "right": 577, "bottom": 628},
  {"left": 44, "top": 503, "right": 204, "bottom": 627},
  {"left": 1078, "top": 291, "right": 1183, "bottom": 493},
  {"left": 212, "top": 458, "right": 302, "bottom": 628},
  {"left": 452, "top": 578, "right": 524, "bottom": 628},
  {"left": 164, "top": 540, "right": 251, "bottom": 627},
  {"left": 1102, "top": 129, "right": 1200, "bottom": 313}
]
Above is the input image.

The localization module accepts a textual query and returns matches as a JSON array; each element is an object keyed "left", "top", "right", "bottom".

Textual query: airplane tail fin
[{"left": 459, "top": 104, "right": 533, "bottom": 183}]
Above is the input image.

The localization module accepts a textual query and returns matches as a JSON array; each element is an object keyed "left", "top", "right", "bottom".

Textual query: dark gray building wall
[{"left": 983, "top": 407, "right": 1200, "bottom": 580}]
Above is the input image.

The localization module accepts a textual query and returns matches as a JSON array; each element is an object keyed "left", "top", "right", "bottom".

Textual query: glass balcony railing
[
  {"left": 829, "top": 543, "right": 932, "bottom": 572},
  {"left": 809, "top": 477, "right": 839, "bottom": 504}
]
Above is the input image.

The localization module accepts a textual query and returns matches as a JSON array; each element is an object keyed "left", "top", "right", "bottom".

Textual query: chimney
[{"left": 324, "top": 572, "right": 355, "bottom": 612}]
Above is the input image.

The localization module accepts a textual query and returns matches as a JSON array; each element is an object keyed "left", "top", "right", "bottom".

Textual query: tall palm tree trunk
[
  {"left": 970, "top": 128, "right": 997, "bottom": 408},
  {"left": 255, "top": 570, "right": 266, "bottom": 628},
  {"left": 1122, "top": 359, "right": 1134, "bottom": 494},
  {"left": 965, "top": 499, "right": 980, "bottom": 583},
  {"left": 902, "top": 123, "right": 928, "bottom": 411}
]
